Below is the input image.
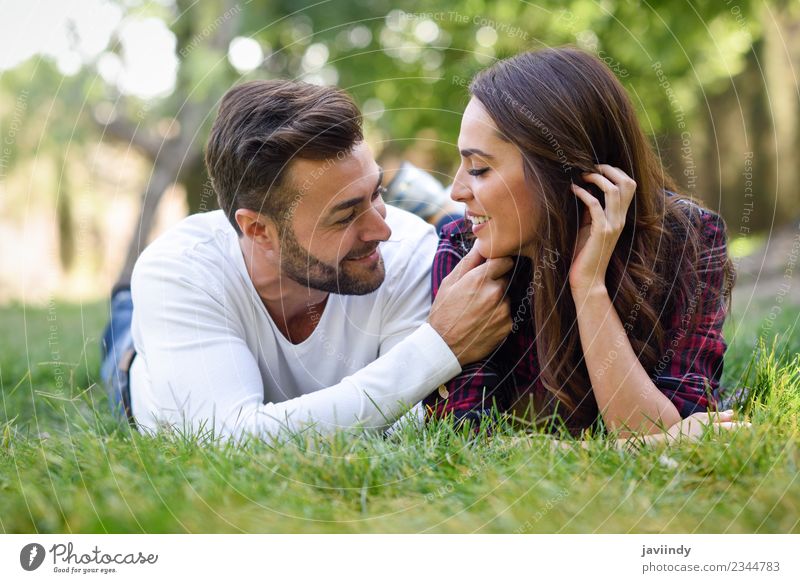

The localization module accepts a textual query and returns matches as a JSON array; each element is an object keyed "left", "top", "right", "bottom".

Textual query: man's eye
[
  {"left": 468, "top": 168, "right": 489, "bottom": 177},
  {"left": 336, "top": 187, "right": 385, "bottom": 226},
  {"left": 335, "top": 213, "right": 356, "bottom": 225}
]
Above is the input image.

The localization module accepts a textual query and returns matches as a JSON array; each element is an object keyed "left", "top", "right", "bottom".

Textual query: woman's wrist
[{"left": 570, "top": 282, "right": 609, "bottom": 304}]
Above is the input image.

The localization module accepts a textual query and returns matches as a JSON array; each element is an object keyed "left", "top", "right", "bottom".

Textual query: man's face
[{"left": 278, "top": 142, "right": 391, "bottom": 295}]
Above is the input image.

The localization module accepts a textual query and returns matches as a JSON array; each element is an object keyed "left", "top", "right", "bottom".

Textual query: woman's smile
[{"left": 467, "top": 211, "right": 492, "bottom": 234}]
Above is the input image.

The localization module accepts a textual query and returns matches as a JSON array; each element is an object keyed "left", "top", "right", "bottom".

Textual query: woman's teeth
[{"left": 471, "top": 215, "right": 491, "bottom": 225}]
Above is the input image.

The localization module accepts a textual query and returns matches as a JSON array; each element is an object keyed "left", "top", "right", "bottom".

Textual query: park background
[{"left": 0, "top": 0, "right": 798, "bottom": 533}]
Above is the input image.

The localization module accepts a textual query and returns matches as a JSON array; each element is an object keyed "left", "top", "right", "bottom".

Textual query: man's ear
[{"left": 235, "top": 209, "right": 279, "bottom": 251}]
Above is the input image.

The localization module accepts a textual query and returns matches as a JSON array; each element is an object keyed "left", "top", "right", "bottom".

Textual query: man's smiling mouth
[{"left": 346, "top": 246, "right": 380, "bottom": 261}]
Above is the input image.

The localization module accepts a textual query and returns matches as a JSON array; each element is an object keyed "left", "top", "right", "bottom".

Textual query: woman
[{"left": 424, "top": 47, "right": 739, "bottom": 439}]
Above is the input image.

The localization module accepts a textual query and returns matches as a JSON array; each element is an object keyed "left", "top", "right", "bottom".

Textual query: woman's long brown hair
[{"left": 469, "top": 47, "right": 734, "bottom": 434}]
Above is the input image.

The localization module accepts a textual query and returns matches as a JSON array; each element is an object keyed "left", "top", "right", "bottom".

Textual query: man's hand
[{"left": 429, "top": 245, "right": 514, "bottom": 366}]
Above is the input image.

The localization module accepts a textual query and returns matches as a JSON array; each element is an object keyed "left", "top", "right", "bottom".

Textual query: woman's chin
[
  {"left": 475, "top": 238, "right": 533, "bottom": 259},
  {"left": 475, "top": 239, "right": 508, "bottom": 259}
]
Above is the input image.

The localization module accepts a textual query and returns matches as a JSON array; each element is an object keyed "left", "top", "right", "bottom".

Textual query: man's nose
[{"left": 359, "top": 203, "right": 392, "bottom": 243}]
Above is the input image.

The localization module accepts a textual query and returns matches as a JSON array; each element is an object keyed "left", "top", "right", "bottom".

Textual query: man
[{"left": 103, "top": 79, "right": 513, "bottom": 442}]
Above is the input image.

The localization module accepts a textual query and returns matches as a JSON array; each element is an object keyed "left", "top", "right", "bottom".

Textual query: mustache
[{"left": 344, "top": 243, "right": 380, "bottom": 260}]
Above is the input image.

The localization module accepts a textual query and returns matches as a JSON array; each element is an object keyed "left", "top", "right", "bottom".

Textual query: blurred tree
[
  {"left": 93, "top": 0, "right": 242, "bottom": 283},
  {"left": 2, "top": 0, "right": 797, "bottom": 292},
  {"left": 0, "top": 57, "right": 107, "bottom": 274}
]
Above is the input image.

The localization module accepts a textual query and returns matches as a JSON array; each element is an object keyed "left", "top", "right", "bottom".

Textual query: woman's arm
[
  {"left": 569, "top": 165, "right": 681, "bottom": 437},
  {"left": 573, "top": 286, "right": 682, "bottom": 436}
]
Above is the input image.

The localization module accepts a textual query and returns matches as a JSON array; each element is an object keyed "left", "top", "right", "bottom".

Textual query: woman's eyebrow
[{"left": 459, "top": 148, "right": 494, "bottom": 159}]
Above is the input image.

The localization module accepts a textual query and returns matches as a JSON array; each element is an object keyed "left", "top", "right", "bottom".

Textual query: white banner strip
[{"left": 1, "top": 534, "right": 798, "bottom": 582}]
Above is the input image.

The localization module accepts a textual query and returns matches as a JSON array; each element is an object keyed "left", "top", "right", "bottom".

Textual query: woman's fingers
[
  {"left": 691, "top": 409, "right": 735, "bottom": 421},
  {"left": 571, "top": 183, "right": 606, "bottom": 227},
  {"left": 595, "top": 164, "right": 637, "bottom": 202},
  {"left": 582, "top": 172, "right": 618, "bottom": 218},
  {"left": 584, "top": 164, "right": 637, "bottom": 224},
  {"left": 706, "top": 409, "right": 736, "bottom": 421},
  {"left": 580, "top": 171, "right": 623, "bottom": 225},
  {"left": 581, "top": 170, "right": 617, "bottom": 195},
  {"left": 710, "top": 421, "right": 752, "bottom": 431}
]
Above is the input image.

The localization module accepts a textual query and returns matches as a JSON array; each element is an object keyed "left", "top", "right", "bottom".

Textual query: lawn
[{"left": 0, "top": 297, "right": 798, "bottom": 533}]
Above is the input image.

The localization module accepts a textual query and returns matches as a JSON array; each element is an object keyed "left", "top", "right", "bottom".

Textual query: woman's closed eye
[{"left": 467, "top": 167, "right": 490, "bottom": 177}]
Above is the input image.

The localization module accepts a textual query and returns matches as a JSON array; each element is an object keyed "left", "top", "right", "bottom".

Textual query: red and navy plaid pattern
[{"left": 423, "top": 198, "right": 730, "bottom": 431}]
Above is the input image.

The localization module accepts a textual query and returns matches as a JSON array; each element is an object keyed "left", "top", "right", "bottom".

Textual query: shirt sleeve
[
  {"left": 651, "top": 209, "right": 730, "bottom": 418},
  {"left": 421, "top": 224, "right": 505, "bottom": 422},
  {"left": 378, "top": 217, "right": 442, "bottom": 356},
  {"left": 130, "top": 249, "right": 461, "bottom": 444}
]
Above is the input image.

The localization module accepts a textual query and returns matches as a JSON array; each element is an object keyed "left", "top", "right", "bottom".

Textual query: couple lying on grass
[{"left": 101, "top": 47, "right": 749, "bottom": 449}]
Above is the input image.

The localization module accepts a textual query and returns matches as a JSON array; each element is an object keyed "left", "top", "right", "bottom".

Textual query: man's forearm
[{"left": 174, "top": 323, "right": 459, "bottom": 443}]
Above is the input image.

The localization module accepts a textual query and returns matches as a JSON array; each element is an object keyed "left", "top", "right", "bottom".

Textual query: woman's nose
[{"left": 450, "top": 167, "right": 472, "bottom": 203}]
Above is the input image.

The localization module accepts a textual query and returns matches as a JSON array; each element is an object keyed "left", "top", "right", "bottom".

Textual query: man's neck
[{"left": 239, "top": 238, "right": 328, "bottom": 343}]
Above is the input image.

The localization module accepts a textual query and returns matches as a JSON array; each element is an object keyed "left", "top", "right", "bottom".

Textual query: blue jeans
[{"left": 100, "top": 287, "right": 135, "bottom": 422}]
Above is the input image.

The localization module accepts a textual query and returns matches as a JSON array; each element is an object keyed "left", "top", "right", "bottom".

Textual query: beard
[{"left": 277, "top": 225, "right": 386, "bottom": 295}]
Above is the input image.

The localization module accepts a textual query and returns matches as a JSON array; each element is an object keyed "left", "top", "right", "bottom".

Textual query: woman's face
[{"left": 452, "top": 97, "right": 538, "bottom": 259}]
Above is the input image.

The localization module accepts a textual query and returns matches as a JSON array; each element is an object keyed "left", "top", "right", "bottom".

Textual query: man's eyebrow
[
  {"left": 459, "top": 148, "right": 494, "bottom": 159},
  {"left": 328, "top": 167, "right": 384, "bottom": 214}
]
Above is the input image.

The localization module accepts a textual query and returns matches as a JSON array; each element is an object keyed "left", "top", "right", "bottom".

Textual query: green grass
[{"left": 0, "top": 299, "right": 798, "bottom": 533}]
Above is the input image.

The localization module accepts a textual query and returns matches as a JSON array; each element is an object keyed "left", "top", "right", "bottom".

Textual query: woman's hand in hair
[{"left": 568, "top": 164, "right": 636, "bottom": 299}]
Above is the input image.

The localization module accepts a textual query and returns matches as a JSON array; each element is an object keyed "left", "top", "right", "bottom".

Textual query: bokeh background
[{"left": 0, "top": 0, "right": 798, "bottom": 309}]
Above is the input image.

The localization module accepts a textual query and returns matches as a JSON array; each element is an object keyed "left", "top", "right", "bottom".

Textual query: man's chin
[{"left": 337, "top": 254, "right": 386, "bottom": 295}]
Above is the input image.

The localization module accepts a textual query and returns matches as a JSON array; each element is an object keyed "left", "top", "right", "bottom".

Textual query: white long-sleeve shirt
[{"left": 129, "top": 205, "right": 461, "bottom": 442}]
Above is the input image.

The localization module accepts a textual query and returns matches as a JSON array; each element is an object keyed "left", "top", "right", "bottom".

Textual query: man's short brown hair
[{"left": 205, "top": 79, "right": 363, "bottom": 235}]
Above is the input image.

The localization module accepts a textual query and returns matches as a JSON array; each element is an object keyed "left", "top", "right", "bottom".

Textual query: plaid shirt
[{"left": 423, "top": 199, "right": 730, "bottom": 432}]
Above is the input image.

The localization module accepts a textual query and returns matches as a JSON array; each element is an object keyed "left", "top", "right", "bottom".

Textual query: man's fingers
[
  {"left": 479, "top": 256, "right": 515, "bottom": 280},
  {"left": 449, "top": 245, "right": 486, "bottom": 282}
]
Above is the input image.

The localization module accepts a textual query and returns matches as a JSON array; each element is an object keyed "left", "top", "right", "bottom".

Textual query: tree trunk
[
  {"left": 182, "top": 158, "right": 218, "bottom": 215},
  {"left": 56, "top": 154, "right": 75, "bottom": 271},
  {"left": 112, "top": 0, "right": 240, "bottom": 286},
  {"left": 117, "top": 163, "right": 178, "bottom": 284}
]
